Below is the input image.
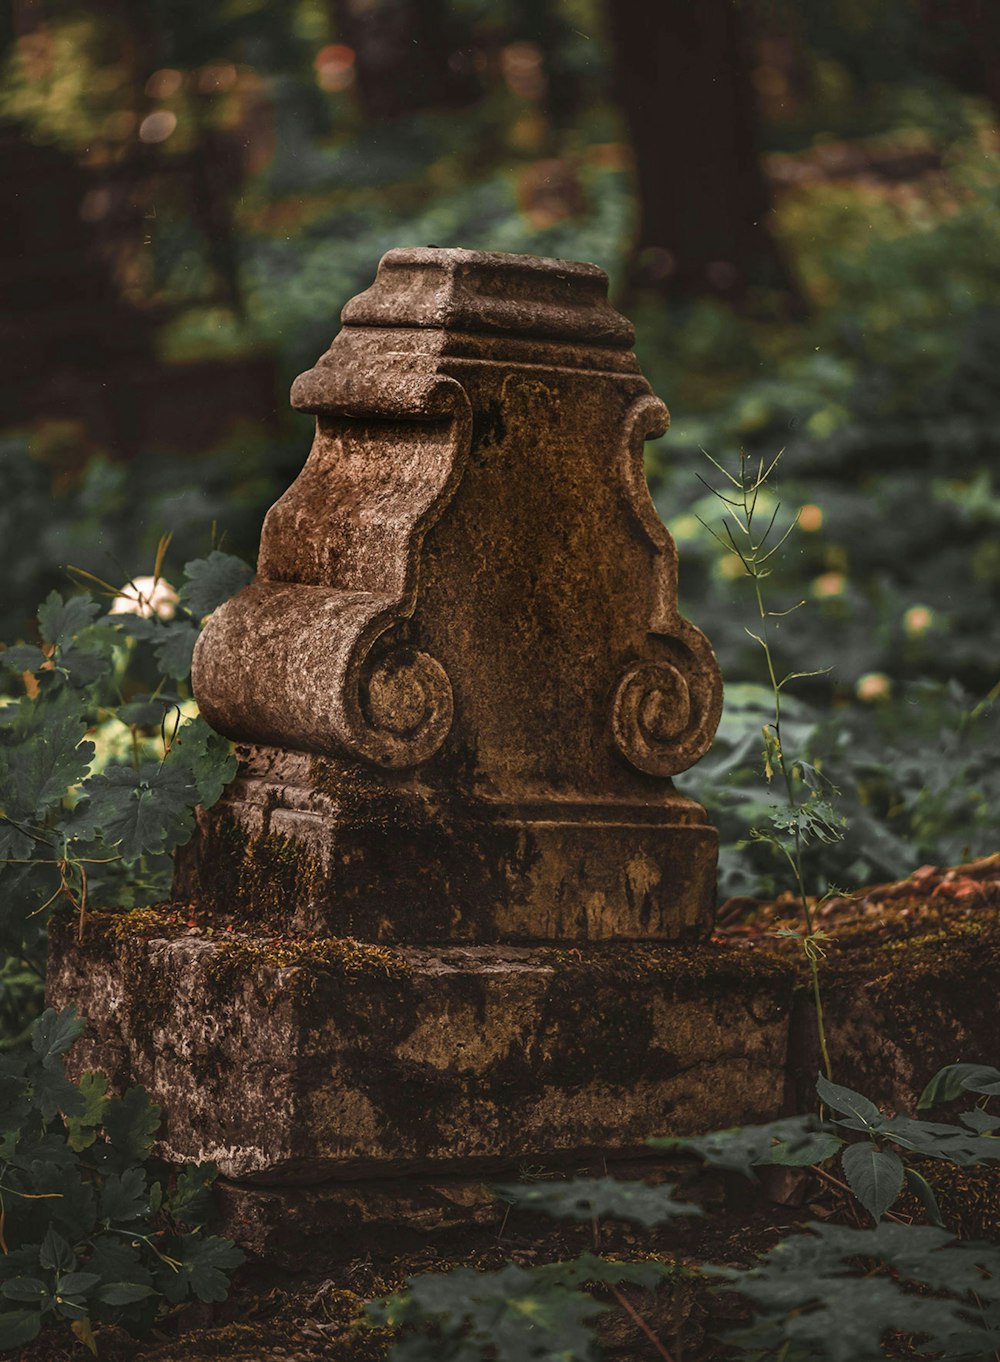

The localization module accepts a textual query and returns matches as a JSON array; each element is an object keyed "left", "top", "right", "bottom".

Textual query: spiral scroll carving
[
  {"left": 611, "top": 657, "right": 717, "bottom": 777},
  {"left": 360, "top": 649, "right": 454, "bottom": 768}
]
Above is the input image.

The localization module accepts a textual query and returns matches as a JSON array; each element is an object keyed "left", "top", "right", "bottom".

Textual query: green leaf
[
  {"left": 96, "top": 1282, "right": 159, "bottom": 1306},
  {"left": 170, "top": 717, "right": 236, "bottom": 807},
  {"left": 1, "top": 1278, "right": 47, "bottom": 1304},
  {"left": 152, "top": 621, "right": 200, "bottom": 680},
  {"left": 0, "top": 1309, "right": 42, "bottom": 1349},
  {"left": 39, "top": 1227, "right": 75, "bottom": 1272},
  {"left": 816, "top": 1074, "right": 882, "bottom": 1129},
  {"left": 65, "top": 1072, "right": 110, "bottom": 1152},
  {"left": 960, "top": 1107, "right": 1000, "bottom": 1133},
  {"left": 157, "top": 1234, "right": 244, "bottom": 1304},
  {"left": 166, "top": 1164, "right": 218, "bottom": 1225},
  {"left": 1, "top": 644, "right": 44, "bottom": 673},
  {"left": 103, "top": 1087, "right": 160, "bottom": 1165},
  {"left": 99, "top": 1167, "right": 149, "bottom": 1224},
  {"left": 904, "top": 1167, "right": 945, "bottom": 1228},
  {"left": 494, "top": 1176, "right": 700, "bottom": 1228},
  {"left": 37, "top": 592, "right": 100, "bottom": 648},
  {"left": 762, "top": 1131, "right": 844, "bottom": 1167},
  {"left": 841, "top": 1141, "right": 904, "bottom": 1221},
  {"left": 57, "top": 1272, "right": 101, "bottom": 1296},
  {"left": 1, "top": 717, "right": 94, "bottom": 820},
  {"left": 918, "top": 1062, "right": 1000, "bottom": 1110},
  {"left": 653, "top": 1115, "right": 832, "bottom": 1178},
  {"left": 76, "top": 760, "right": 197, "bottom": 861},
  {"left": 180, "top": 552, "right": 252, "bottom": 618},
  {"left": 31, "top": 1007, "right": 85, "bottom": 1063}
]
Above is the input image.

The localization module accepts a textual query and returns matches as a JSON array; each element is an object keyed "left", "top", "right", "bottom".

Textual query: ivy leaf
[
  {"left": 152, "top": 621, "right": 200, "bottom": 681},
  {"left": 103, "top": 1087, "right": 160, "bottom": 1165},
  {"left": 37, "top": 592, "right": 100, "bottom": 648},
  {"left": 65, "top": 1072, "right": 110, "bottom": 1152},
  {"left": 494, "top": 1176, "right": 700, "bottom": 1228},
  {"left": 76, "top": 761, "right": 197, "bottom": 861},
  {"left": 0, "top": 1309, "right": 42, "bottom": 1349},
  {"left": 170, "top": 717, "right": 236, "bottom": 807},
  {"left": 180, "top": 552, "right": 252, "bottom": 618},
  {"left": 841, "top": 1141, "right": 905, "bottom": 1221},
  {"left": 156, "top": 1234, "right": 244, "bottom": 1304},
  {"left": 100, "top": 1168, "right": 149, "bottom": 1224}
]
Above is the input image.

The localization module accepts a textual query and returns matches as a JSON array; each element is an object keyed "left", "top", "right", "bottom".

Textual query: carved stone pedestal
[{"left": 49, "top": 248, "right": 732, "bottom": 1253}]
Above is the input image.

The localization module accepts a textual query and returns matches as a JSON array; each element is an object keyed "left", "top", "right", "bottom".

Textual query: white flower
[{"left": 110, "top": 576, "right": 178, "bottom": 620}]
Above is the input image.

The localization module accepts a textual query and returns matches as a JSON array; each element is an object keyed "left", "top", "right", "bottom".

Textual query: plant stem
[{"left": 608, "top": 1283, "right": 677, "bottom": 1362}]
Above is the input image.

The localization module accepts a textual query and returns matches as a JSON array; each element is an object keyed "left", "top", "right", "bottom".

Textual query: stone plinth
[{"left": 49, "top": 915, "right": 792, "bottom": 1181}]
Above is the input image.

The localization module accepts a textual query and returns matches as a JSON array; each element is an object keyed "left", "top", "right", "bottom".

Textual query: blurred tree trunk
[
  {"left": 331, "top": 0, "right": 478, "bottom": 122},
  {"left": 606, "top": 0, "right": 798, "bottom": 303}
]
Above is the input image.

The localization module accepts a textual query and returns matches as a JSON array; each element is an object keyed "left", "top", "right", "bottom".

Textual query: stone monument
[{"left": 51, "top": 250, "right": 792, "bottom": 1260}]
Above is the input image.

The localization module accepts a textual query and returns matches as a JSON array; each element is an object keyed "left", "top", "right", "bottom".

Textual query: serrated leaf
[
  {"left": 166, "top": 1164, "right": 218, "bottom": 1225},
  {"left": 76, "top": 760, "right": 197, "bottom": 861},
  {"left": 39, "top": 1226, "right": 75, "bottom": 1272},
  {"left": 170, "top": 716, "right": 236, "bottom": 807},
  {"left": 65, "top": 1072, "right": 110, "bottom": 1152},
  {"left": 180, "top": 552, "right": 252, "bottom": 618},
  {"left": 58, "top": 1272, "right": 101, "bottom": 1295},
  {"left": 1, "top": 644, "right": 44, "bottom": 673},
  {"left": 0, "top": 1308, "right": 42, "bottom": 1349},
  {"left": 152, "top": 621, "right": 200, "bottom": 680},
  {"left": 494, "top": 1176, "right": 700, "bottom": 1228},
  {"left": 762, "top": 1131, "right": 844, "bottom": 1167},
  {"left": 157, "top": 1234, "right": 244, "bottom": 1304},
  {"left": 1, "top": 717, "right": 94, "bottom": 820},
  {"left": 100, "top": 1167, "right": 149, "bottom": 1224},
  {"left": 103, "top": 1087, "right": 160, "bottom": 1164},
  {"left": 37, "top": 592, "right": 100, "bottom": 648},
  {"left": 652, "top": 1114, "right": 831, "bottom": 1178},
  {"left": 1, "top": 1277, "right": 47, "bottom": 1303},
  {"left": 841, "top": 1141, "right": 904, "bottom": 1221},
  {"left": 816, "top": 1074, "right": 882, "bottom": 1128},
  {"left": 31, "top": 1007, "right": 85, "bottom": 1063},
  {"left": 918, "top": 1062, "right": 1000, "bottom": 1110}
]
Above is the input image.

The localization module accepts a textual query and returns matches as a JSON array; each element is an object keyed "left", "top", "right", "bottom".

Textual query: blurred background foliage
[{"left": 1, "top": 0, "right": 998, "bottom": 907}]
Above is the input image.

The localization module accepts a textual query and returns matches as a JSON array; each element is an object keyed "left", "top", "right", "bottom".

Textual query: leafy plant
[
  {"left": 0, "top": 1006, "right": 244, "bottom": 1353},
  {"left": 0, "top": 548, "right": 249, "bottom": 1044},
  {"left": 371, "top": 1062, "right": 1000, "bottom": 1362},
  {"left": 697, "top": 449, "right": 844, "bottom": 1079}
]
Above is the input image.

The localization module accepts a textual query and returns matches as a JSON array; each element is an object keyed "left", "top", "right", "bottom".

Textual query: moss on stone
[{"left": 204, "top": 932, "right": 410, "bottom": 1004}]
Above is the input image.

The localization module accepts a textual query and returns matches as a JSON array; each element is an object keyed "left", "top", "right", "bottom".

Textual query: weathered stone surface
[
  {"left": 179, "top": 247, "right": 723, "bottom": 942},
  {"left": 48, "top": 915, "right": 792, "bottom": 1180}
]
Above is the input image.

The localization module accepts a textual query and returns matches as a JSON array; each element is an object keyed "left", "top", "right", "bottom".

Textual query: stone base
[
  {"left": 48, "top": 913, "right": 792, "bottom": 1181},
  {"left": 171, "top": 747, "right": 720, "bottom": 943}
]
